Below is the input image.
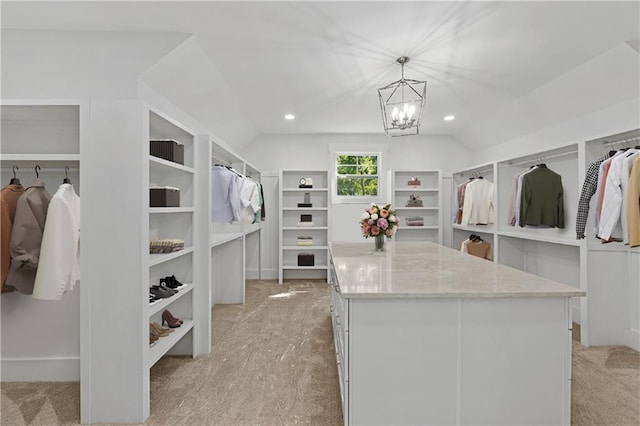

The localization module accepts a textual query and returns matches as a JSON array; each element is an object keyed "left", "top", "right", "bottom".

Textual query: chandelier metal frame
[{"left": 378, "top": 56, "right": 426, "bottom": 137}]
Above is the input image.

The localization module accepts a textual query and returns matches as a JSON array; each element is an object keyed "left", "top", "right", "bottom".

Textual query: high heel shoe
[
  {"left": 150, "top": 322, "right": 173, "bottom": 337},
  {"left": 162, "top": 309, "right": 183, "bottom": 325},
  {"left": 162, "top": 310, "right": 182, "bottom": 328}
]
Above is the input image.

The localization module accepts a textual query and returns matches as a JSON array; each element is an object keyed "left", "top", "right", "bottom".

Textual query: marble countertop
[{"left": 329, "top": 241, "right": 586, "bottom": 298}]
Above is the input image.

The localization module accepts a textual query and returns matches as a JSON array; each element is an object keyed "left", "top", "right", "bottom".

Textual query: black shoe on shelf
[
  {"left": 150, "top": 286, "right": 175, "bottom": 299},
  {"left": 158, "top": 282, "right": 178, "bottom": 294},
  {"left": 160, "top": 277, "right": 180, "bottom": 290},
  {"left": 165, "top": 275, "right": 186, "bottom": 289}
]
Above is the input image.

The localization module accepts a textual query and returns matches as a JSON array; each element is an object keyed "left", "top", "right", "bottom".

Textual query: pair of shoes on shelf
[
  {"left": 150, "top": 285, "right": 175, "bottom": 299},
  {"left": 150, "top": 333, "right": 159, "bottom": 346},
  {"left": 149, "top": 293, "right": 161, "bottom": 305},
  {"left": 162, "top": 309, "right": 183, "bottom": 328},
  {"left": 160, "top": 275, "right": 186, "bottom": 290},
  {"left": 150, "top": 322, "right": 174, "bottom": 340}
]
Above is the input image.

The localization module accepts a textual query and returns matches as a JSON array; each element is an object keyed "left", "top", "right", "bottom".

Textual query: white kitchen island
[{"left": 328, "top": 241, "right": 585, "bottom": 426}]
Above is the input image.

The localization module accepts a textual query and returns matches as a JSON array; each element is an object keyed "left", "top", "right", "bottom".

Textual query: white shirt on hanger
[
  {"left": 32, "top": 183, "right": 80, "bottom": 300},
  {"left": 461, "top": 178, "right": 494, "bottom": 225}
]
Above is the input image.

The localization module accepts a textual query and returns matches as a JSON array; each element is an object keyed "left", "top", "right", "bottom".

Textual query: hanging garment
[
  {"left": 6, "top": 179, "right": 52, "bottom": 294},
  {"left": 461, "top": 178, "right": 494, "bottom": 225},
  {"left": 237, "top": 177, "right": 261, "bottom": 224},
  {"left": 1, "top": 183, "right": 26, "bottom": 290},
  {"left": 599, "top": 150, "right": 637, "bottom": 240},
  {"left": 259, "top": 183, "right": 266, "bottom": 220},
  {"left": 514, "top": 167, "right": 540, "bottom": 227},
  {"left": 211, "top": 165, "right": 241, "bottom": 223},
  {"left": 621, "top": 152, "right": 640, "bottom": 243},
  {"left": 576, "top": 153, "right": 611, "bottom": 239},
  {"left": 455, "top": 180, "right": 473, "bottom": 224},
  {"left": 32, "top": 183, "right": 81, "bottom": 300},
  {"left": 627, "top": 156, "right": 640, "bottom": 247},
  {"left": 519, "top": 166, "right": 564, "bottom": 228},
  {"left": 460, "top": 239, "right": 493, "bottom": 261},
  {"left": 594, "top": 155, "right": 618, "bottom": 234}
]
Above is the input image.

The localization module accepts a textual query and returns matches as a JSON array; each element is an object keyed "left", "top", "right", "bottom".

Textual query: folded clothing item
[
  {"left": 405, "top": 216, "right": 424, "bottom": 226},
  {"left": 297, "top": 236, "right": 313, "bottom": 246},
  {"left": 297, "top": 222, "right": 315, "bottom": 227},
  {"left": 149, "top": 239, "right": 185, "bottom": 254}
]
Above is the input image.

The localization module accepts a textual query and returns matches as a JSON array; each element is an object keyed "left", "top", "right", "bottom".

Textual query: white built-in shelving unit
[
  {"left": 391, "top": 170, "right": 442, "bottom": 243},
  {"left": 210, "top": 141, "right": 262, "bottom": 305},
  {"left": 450, "top": 130, "right": 640, "bottom": 351},
  {"left": 1, "top": 101, "right": 84, "bottom": 384},
  {"left": 279, "top": 170, "right": 330, "bottom": 283},
  {"left": 146, "top": 109, "right": 199, "bottom": 370},
  {"left": 81, "top": 100, "right": 211, "bottom": 423}
]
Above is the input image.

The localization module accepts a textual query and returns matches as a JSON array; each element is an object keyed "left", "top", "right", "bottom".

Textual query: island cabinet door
[
  {"left": 347, "top": 298, "right": 459, "bottom": 425},
  {"left": 459, "top": 297, "right": 571, "bottom": 425}
]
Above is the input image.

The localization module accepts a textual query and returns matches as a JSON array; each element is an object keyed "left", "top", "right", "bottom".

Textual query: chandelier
[{"left": 378, "top": 56, "right": 426, "bottom": 137}]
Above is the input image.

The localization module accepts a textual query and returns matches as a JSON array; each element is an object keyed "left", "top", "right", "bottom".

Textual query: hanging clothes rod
[
  {"left": 508, "top": 150, "right": 576, "bottom": 167},
  {"left": 211, "top": 154, "right": 232, "bottom": 166},
  {"left": 461, "top": 167, "right": 492, "bottom": 178},
  {"left": 1, "top": 167, "right": 79, "bottom": 172},
  {"left": 602, "top": 135, "right": 640, "bottom": 148}
]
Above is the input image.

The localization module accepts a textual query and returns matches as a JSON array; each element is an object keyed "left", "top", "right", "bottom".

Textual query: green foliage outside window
[{"left": 336, "top": 154, "right": 379, "bottom": 196}]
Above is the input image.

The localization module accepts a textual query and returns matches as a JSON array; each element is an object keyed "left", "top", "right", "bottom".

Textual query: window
[{"left": 335, "top": 152, "right": 380, "bottom": 198}]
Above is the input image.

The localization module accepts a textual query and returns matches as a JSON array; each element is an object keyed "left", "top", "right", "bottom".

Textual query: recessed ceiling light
[
  {"left": 444, "top": 115, "right": 455, "bottom": 121},
  {"left": 284, "top": 114, "right": 295, "bottom": 120}
]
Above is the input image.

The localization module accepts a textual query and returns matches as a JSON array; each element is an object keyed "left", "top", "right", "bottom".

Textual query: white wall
[
  {"left": 1, "top": 30, "right": 188, "bottom": 99},
  {"left": 240, "top": 133, "right": 473, "bottom": 275},
  {"left": 458, "top": 42, "right": 640, "bottom": 154}
]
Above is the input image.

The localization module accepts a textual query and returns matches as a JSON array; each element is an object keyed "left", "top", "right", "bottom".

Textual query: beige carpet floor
[{"left": 1, "top": 279, "right": 639, "bottom": 425}]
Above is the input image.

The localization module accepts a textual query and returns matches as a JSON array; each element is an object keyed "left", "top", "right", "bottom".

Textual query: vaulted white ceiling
[{"left": 2, "top": 1, "right": 639, "bottom": 150}]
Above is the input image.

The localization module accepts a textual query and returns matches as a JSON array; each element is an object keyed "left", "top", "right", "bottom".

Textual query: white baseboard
[
  {"left": 625, "top": 328, "right": 640, "bottom": 351},
  {"left": 572, "top": 304, "right": 581, "bottom": 325},
  {"left": 257, "top": 268, "right": 279, "bottom": 280},
  {"left": 2, "top": 357, "right": 80, "bottom": 381}
]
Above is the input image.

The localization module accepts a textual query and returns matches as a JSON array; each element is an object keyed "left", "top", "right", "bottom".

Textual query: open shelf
[
  {"left": 1, "top": 153, "right": 81, "bottom": 162},
  {"left": 283, "top": 226, "right": 328, "bottom": 230},
  {"left": 149, "top": 207, "right": 195, "bottom": 214},
  {"left": 282, "top": 188, "right": 329, "bottom": 192},
  {"left": 148, "top": 283, "right": 194, "bottom": 317},
  {"left": 397, "top": 226, "right": 439, "bottom": 230},
  {"left": 282, "top": 265, "right": 329, "bottom": 270},
  {"left": 498, "top": 230, "right": 582, "bottom": 247},
  {"left": 394, "top": 187, "right": 439, "bottom": 192},
  {"left": 148, "top": 320, "right": 194, "bottom": 368},
  {"left": 211, "top": 233, "right": 243, "bottom": 247},
  {"left": 149, "top": 156, "right": 195, "bottom": 174},
  {"left": 149, "top": 247, "right": 194, "bottom": 266},
  {"left": 283, "top": 245, "right": 329, "bottom": 250}
]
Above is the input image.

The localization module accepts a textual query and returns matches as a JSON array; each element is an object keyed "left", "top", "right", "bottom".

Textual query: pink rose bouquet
[{"left": 359, "top": 203, "right": 398, "bottom": 238}]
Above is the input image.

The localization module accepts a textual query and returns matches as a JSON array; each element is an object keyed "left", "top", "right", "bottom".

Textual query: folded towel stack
[
  {"left": 404, "top": 216, "right": 424, "bottom": 227},
  {"left": 297, "top": 221, "right": 315, "bottom": 227},
  {"left": 149, "top": 239, "right": 185, "bottom": 253},
  {"left": 297, "top": 236, "right": 314, "bottom": 246}
]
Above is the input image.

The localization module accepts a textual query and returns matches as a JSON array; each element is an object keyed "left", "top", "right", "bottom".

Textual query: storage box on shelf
[
  {"left": 1, "top": 102, "right": 83, "bottom": 383},
  {"left": 391, "top": 170, "right": 442, "bottom": 243},
  {"left": 279, "top": 170, "right": 330, "bottom": 283}
]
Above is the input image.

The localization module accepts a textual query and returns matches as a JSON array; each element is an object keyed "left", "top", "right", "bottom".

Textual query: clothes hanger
[
  {"left": 34, "top": 165, "right": 41, "bottom": 179},
  {"left": 10, "top": 165, "right": 21, "bottom": 185},
  {"left": 63, "top": 166, "right": 72, "bottom": 184}
]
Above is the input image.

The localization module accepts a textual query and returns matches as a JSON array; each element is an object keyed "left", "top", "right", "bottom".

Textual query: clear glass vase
[{"left": 374, "top": 235, "right": 385, "bottom": 252}]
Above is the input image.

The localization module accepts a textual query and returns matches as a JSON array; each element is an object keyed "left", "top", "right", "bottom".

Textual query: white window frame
[{"left": 331, "top": 150, "right": 384, "bottom": 204}]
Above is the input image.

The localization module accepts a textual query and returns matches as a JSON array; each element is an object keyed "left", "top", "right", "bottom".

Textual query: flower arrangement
[{"left": 359, "top": 203, "right": 398, "bottom": 239}]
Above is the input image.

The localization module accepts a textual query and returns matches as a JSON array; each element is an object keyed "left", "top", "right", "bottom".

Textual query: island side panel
[
  {"left": 460, "top": 297, "right": 571, "bottom": 425},
  {"left": 348, "top": 298, "right": 459, "bottom": 425}
]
